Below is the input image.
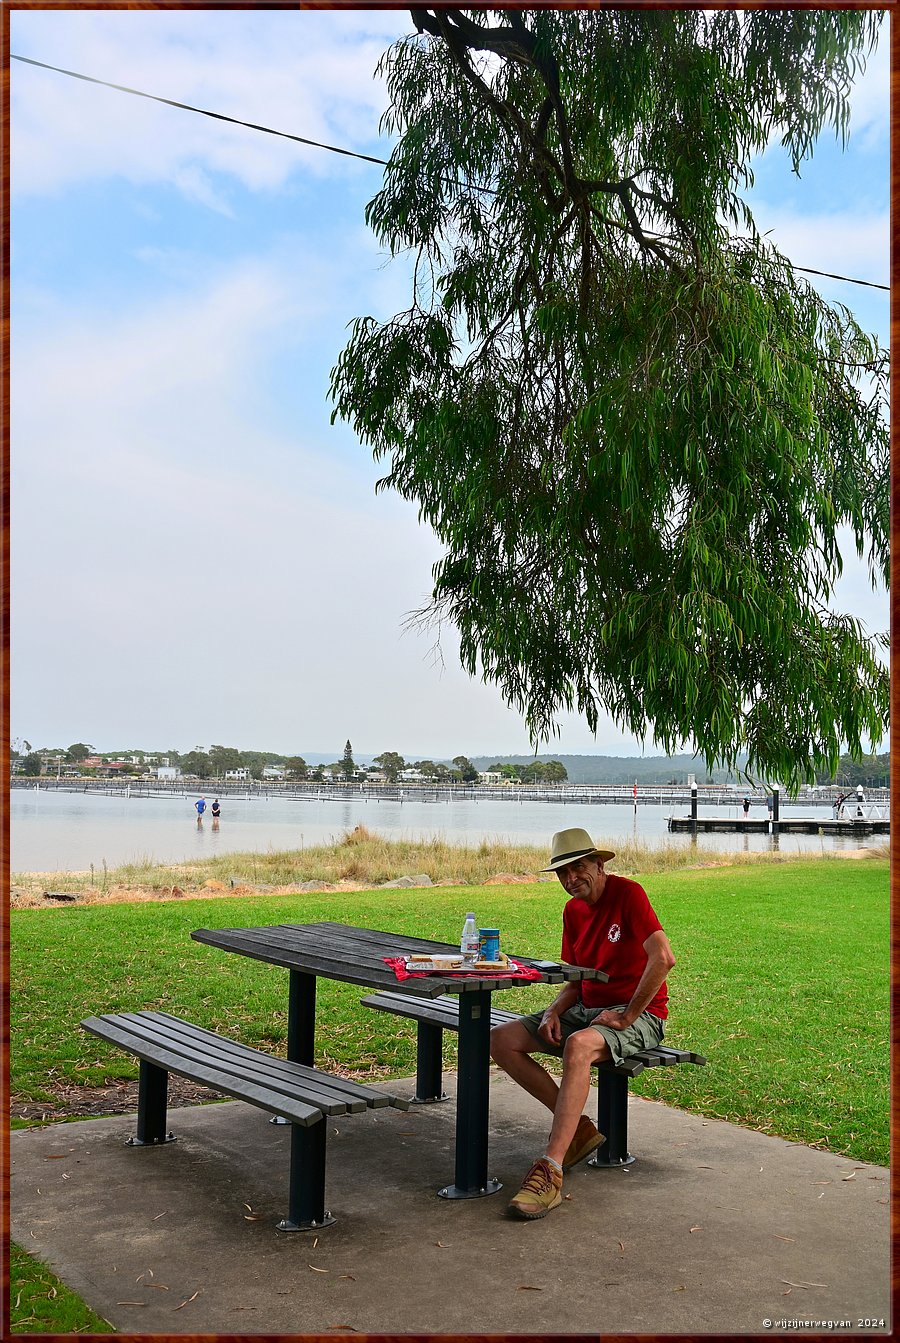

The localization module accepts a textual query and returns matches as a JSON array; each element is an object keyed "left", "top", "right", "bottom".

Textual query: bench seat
[
  {"left": 360, "top": 991, "right": 706, "bottom": 1167},
  {"left": 82, "top": 1009, "right": 409, "bottom": 1230}
]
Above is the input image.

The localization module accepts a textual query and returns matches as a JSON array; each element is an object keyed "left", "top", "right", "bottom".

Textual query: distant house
[
  {"left": 224, "top": 768, "right": 250, "bottom": 780},
  {"left": 262, "top": 766, "right": 286, "bottom": 779},
  {"left": 478, "top": 771, "right": 502, "bottom": 785},
  {"left": 156, "top": 766, "right": 180, "bottom": 780}
]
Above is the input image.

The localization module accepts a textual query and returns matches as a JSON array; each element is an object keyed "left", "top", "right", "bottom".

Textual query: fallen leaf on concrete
[
  {"left": 564, "top": 1193, "right": 572, "bottom": 1200},
  {"left": 815, "top": 1180, "right": 832, "bottom": 1186},
  {"left": 782, "top": 1288, "right": 792, "bottom": 1297},
  {"left": 689, "top": 1226, "right": 701, "bottom": 1233},
  {"left": 673, "top": 1285, "right": 686, "bottom": 1292},
  {"left": 842, "top": 1171, "right": 857, "bottom": 1181},
  {"left": 116, "top": 1301, "right": 146, "bottom": 1307},
  {"left": 44, "top": 1155, "right": 67, "bottom": 1160},
  {"left": 618, "top": 1242, "right": 625, "bottom": 1253},
  {"left": 309, "top": 1265, "right": 329, "bottom": 1273},
  {"left": 61, "top": 1173, "right": 70, "bottom": 1180},
  {"left": 696, "top": 1165, "right": 712, "bottom": 1169},
  {"left": 148, "top": 1284, "right": 170, "bottom": 1291},
  {"left": 517, "top": 1285, "right": 543, "bottom": 1291},
  {"left": 780, "top": 1280, "right": 828, "bottom": 1289},
  {"left": 244, "top": 1203, "right": 253, "bottom": 1211},
  {"left": 435, "top": 1241, "right": 448, "bottom": 1248},
  {"left": 174, "top": 1290, "right": 201, "bottom": 1310},
  {"left": 328, "top": 1325, "right": 358, "bottom": 1331},
  {"left": 772, "top": 1236, "right": 795, "bottom": 1243},
  {"left": 339, "top": 1274, "right": 357, "bottom": 1281},
  {"left": 244, "top": 1214, "right": 264, "bottom": 1222},
  {"left": 313, "top": 1237, "right": 319, "bottom": 1249},
  {"left": 152, "top": 1211, "right": 168, "bottom": 1220}
]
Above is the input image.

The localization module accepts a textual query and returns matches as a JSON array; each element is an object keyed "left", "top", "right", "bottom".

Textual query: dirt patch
[
  {"left": 11, "top": 1076, "right": 224, "bottom": 1123},
  {"left": 9, "top": 880, "right": 371, "bottom": 909},
  {"left": 484, "top": 872, "right": 542, "bottom": 884}
]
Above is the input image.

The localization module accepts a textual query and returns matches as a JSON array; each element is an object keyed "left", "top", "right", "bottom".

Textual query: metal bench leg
[
  {"left": 127, "top": 1060, "right": 175, "bottom": 1146},
  {"left": 277, "top": 1119, "right": 335, "bottom": 1232},
  {"left": 411, "top": 1021, "right": 449, "bottom": 1103},
  {"left": 588, "top": 1070, "right": 635, "bottom": 1168}
]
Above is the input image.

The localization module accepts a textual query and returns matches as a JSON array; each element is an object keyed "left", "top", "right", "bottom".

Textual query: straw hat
[{"left": 543, "top": 827, "right": 616, "bottom": 872}]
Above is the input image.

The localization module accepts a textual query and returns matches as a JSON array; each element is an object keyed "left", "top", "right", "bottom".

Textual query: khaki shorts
[{"left": 519, "top": 1001, "right": 665, "bottom": 1067}]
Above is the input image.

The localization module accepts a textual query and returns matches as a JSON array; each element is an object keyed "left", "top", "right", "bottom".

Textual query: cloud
[
  {"left": 750, "top": 206, "right": 888, "bottom": 291},
  {"left": 11, "top": 9, "right": 411, "bottom": 200}
]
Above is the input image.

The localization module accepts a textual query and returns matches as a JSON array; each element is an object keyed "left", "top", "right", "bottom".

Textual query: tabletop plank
[
  {"left": 191, "top": 923, "right": 608, "bottom": 993},
  {"left": 297, "top": 922, "right": 607, "bottom": 981}
]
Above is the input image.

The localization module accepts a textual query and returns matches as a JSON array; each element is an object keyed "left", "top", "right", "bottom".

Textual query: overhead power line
[
  {"left": 11, "top": 53, "right": 391, "bottom": 168},
  {"left": 11, "top": 52, "right": 890, "bottom": 296}
]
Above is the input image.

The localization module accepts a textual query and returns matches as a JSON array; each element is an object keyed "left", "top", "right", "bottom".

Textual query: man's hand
[
  {"left": 594, "top": 1008, "right": 632, "bottom": 1031},
  {"left": 538, "top": 1008, "right": 563, "bottom": 1046}
]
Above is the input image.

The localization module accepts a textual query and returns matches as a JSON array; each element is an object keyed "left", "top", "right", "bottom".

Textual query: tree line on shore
[{"left": 10, "top": 738, "right": 889, "bottom": 788}]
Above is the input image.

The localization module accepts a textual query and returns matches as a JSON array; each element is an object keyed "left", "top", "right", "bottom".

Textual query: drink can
[{"left": 479, "top": 928, "right": 500, "bottom": 961}]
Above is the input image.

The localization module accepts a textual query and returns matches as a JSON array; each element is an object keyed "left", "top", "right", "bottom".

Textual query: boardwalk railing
[{"left": 10, "top": 777, "right": 891, "bottom": 809}]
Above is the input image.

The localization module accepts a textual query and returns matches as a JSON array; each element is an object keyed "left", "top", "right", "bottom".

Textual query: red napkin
[{"left": 384, "top": 956, "right": 543, "bottom": 982}]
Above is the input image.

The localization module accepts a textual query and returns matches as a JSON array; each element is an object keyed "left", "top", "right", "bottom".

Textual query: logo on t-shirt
[{"left": 608, "top": 923, "right": 621, "bottom": 943}]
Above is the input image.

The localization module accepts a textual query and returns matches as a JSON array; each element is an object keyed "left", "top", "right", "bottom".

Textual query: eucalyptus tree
[
  {"left": 374, "top": 750, "right": 406, "bottom": 781},
  {"left": 330, "top": 8, "right": 888, "bottom": 789}
]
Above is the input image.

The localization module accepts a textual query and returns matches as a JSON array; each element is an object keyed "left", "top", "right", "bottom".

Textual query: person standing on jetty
[
  {"left": 491, "top": 827, "right": 675, "bottom": 1219},
  {"left": 195, "top": 796, "right": 206, "bottom": 826}
]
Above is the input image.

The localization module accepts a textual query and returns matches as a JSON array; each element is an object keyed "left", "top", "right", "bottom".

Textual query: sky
[{"left": 9, "top": 9, "right": 890, "bottom": 762}]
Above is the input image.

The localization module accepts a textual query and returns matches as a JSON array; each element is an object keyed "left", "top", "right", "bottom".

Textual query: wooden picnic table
[{"left": 190, "top": 920, "right": 607, "bottom": 1199}]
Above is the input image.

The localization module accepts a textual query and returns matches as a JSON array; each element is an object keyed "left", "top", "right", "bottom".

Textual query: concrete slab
[{"left": 10, "top": 1070, "right": 890, "bottom": 1335}]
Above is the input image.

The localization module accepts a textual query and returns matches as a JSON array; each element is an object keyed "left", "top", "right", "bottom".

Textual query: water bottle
[{"left": 461, "top": 912, "right": 479, "bottom": 962}]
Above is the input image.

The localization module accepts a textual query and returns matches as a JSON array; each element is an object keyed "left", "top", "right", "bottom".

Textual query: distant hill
[{"left": 469, "top": 753, "right": 748, "bottom": 785}]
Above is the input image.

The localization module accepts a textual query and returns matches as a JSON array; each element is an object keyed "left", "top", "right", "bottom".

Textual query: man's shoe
[
  {"left": 561, "top": 1115, "right": 604, "bottom": 1171},
  {"left": 507, "top": 1158, "right": 563, "bottom": 1219}
]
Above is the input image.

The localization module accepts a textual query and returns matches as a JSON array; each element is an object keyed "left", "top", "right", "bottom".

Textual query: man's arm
[
  {"left": 594, "top": 930, "right": 675, "bottom": 1030},
  {"left": 537, "top": 980, "right": 582, "bottom": 1046}
]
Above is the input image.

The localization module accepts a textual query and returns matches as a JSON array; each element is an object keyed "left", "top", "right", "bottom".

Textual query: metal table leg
[
  {"left": 273, "top": 968, "right": 317, "bottom": 1124},
  {"left": 438, "top": 989, "right": 501, "bottom": 1198}
]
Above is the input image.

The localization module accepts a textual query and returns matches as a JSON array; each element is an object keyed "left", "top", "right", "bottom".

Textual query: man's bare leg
[
  {"left": 545, "top": 1028, "right": 610, "bottom": 1165},
  {"left": 491, "top": 1021, "right": 612, "bottom": 1156},
  {"left": 490, "top": 1020, "right": 561, "bottom": 1112}
]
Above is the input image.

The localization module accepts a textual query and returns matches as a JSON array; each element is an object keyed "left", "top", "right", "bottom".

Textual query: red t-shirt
[{"left": 561, "top": 873, "right": 668, "bottom": 1018}]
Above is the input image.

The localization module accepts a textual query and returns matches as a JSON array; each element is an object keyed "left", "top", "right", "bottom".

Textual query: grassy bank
[
  {"left": 11, "top": 857, "right": 887, "bottom": 1164},
  {"left": 11, "top": 823, "right": 872, "bottom": 907}
]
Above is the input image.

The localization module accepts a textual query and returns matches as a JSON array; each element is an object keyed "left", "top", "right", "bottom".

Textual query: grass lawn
[
  {"left": 8, "top": 1242, "right": 115, "bottom": 1334},
  {"left": 11, "top": 857, "right": 888, "bottom": 1164}
]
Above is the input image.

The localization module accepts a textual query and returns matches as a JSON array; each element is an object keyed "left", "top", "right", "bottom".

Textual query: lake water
[{"left": 9, "top": 786, "right": 882, "bottom": 873}]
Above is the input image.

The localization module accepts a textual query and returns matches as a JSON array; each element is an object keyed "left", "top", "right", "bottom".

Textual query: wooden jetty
[{"left": 667, "top": 816, "right": 889, "bottom": 836}]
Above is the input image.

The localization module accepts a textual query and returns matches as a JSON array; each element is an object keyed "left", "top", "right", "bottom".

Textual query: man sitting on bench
[{"left": 490, "top": 827, "right": 676, "bottom": 1220}]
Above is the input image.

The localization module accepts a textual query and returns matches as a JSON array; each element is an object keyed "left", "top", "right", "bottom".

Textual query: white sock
[{"left": 544, "top": 1155, "right": 563, "bottom": 1173}]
